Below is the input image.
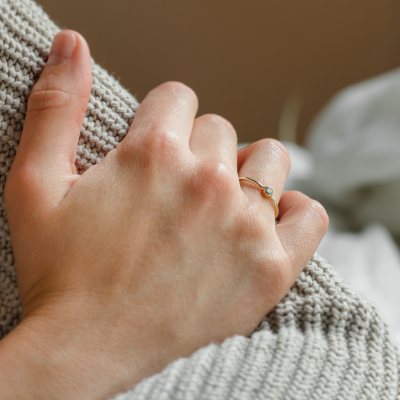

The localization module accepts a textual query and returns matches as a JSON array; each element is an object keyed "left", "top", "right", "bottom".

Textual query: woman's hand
[{"left": 0, "top": 31, "right": 328, "bottom": 399}]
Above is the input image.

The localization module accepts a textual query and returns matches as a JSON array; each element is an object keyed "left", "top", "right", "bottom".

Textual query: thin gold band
[{"left": 239, "top": 177, "right": 279, "bottom": 218}]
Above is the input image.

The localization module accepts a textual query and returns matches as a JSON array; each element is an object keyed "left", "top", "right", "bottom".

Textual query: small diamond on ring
[{"left": 264, "top": 186, "right": 273, "bottom": 196}]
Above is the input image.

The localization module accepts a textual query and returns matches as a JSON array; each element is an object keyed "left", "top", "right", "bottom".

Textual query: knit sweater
[{"left": 0, "top": 1, "right": 400, "bottom": 399}]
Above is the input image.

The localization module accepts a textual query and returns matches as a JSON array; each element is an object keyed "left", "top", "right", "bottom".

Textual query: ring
[{"left": 239, "top": 177, "right": 279, "bottom": 218}]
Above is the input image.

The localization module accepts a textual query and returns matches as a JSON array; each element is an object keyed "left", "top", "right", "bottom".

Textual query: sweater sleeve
[{"left": 1, "top": 1, "right": 400, "bottom": 399}]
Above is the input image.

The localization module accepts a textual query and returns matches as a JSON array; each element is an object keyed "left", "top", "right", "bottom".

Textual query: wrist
[
  {"left": 0, "top": 313, "right": 128, "bottom": 400},
  {"left": 0, "top": 316, "right": 104, "bottom": 400},
  {"left": 0, "top": 301, "right": 187, "bottom": 400}
]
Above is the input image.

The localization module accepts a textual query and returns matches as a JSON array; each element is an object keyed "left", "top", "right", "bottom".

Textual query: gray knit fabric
[
  {"left": 117, "top": 254, "right": 400, "bottom": 400},
  {"left": 0, "top": 0, "right": 138, "bottom": 337},
  {"left": 0, "top": 1, "right": 400, "bottom": 399}
]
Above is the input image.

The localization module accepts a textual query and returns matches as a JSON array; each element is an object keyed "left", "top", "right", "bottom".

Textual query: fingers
[
  {"left": 121, "top": 82, "right": 198, "bottom": 150},
  {"left": 189, "top": 114, "right": 238, "bottom": 172},
  {"left": 276, "top": 191, "right": 329, "bottom": 274},
  {"left": 238, "top": 139, "right": 291, "bottom": 219},
  {"left": 8, "top": 30, "right": 92, "bottom": 204}
]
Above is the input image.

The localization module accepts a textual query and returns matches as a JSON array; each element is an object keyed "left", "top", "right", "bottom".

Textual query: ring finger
[{"left": 238, "top": 139, "right": 291, "bottom": 220}]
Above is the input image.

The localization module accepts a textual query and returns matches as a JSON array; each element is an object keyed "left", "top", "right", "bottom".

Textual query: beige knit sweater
[{"left": 1, "top": 1, "right": 400, "bottom": 399}]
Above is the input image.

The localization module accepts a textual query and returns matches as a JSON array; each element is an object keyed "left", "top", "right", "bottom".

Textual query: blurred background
[{"left": 35, "top": 0, "right": 400, "bottom": 144}]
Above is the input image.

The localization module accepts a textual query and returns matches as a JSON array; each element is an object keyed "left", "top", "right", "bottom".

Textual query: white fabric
[
  {"left": 285, "top": 142, "right": 400, "bottom": 346},
  {"left": 282, "top": 68, "right": 400, "bottom": 346},
  {"left": 306, "top": 68, "right": 400, "bottom": 234}
]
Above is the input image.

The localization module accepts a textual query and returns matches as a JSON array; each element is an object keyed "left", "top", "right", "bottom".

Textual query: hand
[{"left": 0, "top": 31, "right": 328, "bottom": 399}]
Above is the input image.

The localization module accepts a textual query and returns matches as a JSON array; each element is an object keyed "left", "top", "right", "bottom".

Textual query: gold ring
[{"left": 239, "top": 177, "right": 279, "bottom": 218}]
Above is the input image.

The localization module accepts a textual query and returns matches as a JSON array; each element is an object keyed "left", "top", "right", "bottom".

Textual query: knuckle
[
  {"left": 255, "top": 138, "right": 291, "bottom": 167},
  {"left": 197, "top": 160, "right": 236, "bottom": 200},
  {"left": 306, "top": 199, "right": 329, "bottom": 230},
  {"left": 199, "top": 114, "right": 234, "bottom": 130},
  {"left": 27, "top": 62, "right": 90, "bottom": 114},
  {"left": 143, "top": 127, "right": 180, "bottom": 155},
  {"left": 127, "top": 127, "right": 183, "bottom": 169},
  {"left": 197, "top": 114, "right": 237, "bottom": 140},
  {"left": 285, "top": 190, "right": 305, "bottom": 204},
  {"left": 28, "top": 88, "right": 73, "bottom": 112},
  {"left": 290, "top": 190, "right": 303, "bottom": 198},
  {"left": 156, "top": 81, "right": 198, "bottom": 102},
  {"left": 5, "top": 166, "right": 38, "bottom": 208}
]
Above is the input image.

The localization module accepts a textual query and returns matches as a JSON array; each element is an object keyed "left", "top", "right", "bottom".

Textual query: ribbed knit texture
[
  {"left": 1, "top": 1, "right": 400, "bottom": 399},
  {"left": 0, "top": 0, "right": 138, "bottom": 338},
  {"left": 115, "top": 253, "right": 400, "bottom": 400}
]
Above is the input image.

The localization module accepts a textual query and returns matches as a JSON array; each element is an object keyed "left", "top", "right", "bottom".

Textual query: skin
[{"left": 0, "top": 31, "right": 328, "bottom": 399}]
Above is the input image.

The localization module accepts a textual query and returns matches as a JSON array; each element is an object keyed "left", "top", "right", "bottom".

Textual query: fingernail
[{"left": 47, "top": 31, "right": 76, "bottom": 67}]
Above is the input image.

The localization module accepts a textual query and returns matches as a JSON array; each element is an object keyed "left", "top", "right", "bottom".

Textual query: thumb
[{"left": 9, "top": 30, "right": 92, "bottom": 206}]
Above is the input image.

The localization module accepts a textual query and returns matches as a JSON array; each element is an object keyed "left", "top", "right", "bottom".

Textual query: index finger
[{"left": 120, "top": 82, "right": 198, "bottom": 150}]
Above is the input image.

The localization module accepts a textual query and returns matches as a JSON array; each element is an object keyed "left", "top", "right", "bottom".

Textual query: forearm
[
  {"left": 0, "top": 313, "right": 157, "bottom": 400},
  {"left": 0, "top": 317, "right": 103, "bottom": 400},
  {"left": 0, "top": 320, "right": 63, "bottom": 400}
]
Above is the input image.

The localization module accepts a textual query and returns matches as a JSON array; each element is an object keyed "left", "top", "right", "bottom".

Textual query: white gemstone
[{"left": 265, "top": 186, "right": 273, "bottom": 196}]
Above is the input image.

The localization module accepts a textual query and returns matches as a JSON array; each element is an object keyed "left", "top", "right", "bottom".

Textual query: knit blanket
[{"left": 1, "top": 1, "right": 399, "bottom": 399}]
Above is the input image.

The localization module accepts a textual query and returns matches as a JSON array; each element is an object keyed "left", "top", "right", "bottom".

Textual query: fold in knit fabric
[{"left": 0, "top": 1, "right": 399, "bottom": 399}]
